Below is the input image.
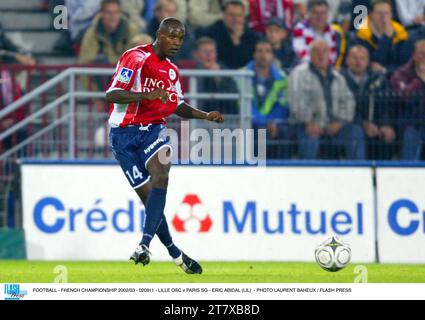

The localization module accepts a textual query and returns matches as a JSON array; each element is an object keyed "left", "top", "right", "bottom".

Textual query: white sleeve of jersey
[{"left": 174, "top": 78, "right": 185, "bottom": 106}]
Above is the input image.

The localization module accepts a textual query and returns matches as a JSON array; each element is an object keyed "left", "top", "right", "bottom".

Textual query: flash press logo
[
  {"left": 4, "top": 284, "right": 28, "bottom": 300},
  {"left": 172, "top": 195, "right": 213, "bottom": 233}
]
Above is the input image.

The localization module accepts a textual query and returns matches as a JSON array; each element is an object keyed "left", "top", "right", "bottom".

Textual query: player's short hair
[
  {"left": 371, "top": 0, "right": 392, "bottom": 10},
  {"left": 223, "top": 0, "right": 246, "bottom": 12},
  {"left": 195, "top": 37, "right": 217, "bottom": 51},
  {"left": 101, "top": 0, "right": 121, "bottom": 11},
  {"left": 307, "top": 0, "right": 329, "bottom": 11},
  {"left": 158, "top": 17, "right": 185, "bottom": 33}
]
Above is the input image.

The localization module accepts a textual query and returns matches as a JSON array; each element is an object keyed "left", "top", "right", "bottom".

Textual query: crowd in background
[{"left": 1, "top": 0, "right": 425, "bottom": 160}]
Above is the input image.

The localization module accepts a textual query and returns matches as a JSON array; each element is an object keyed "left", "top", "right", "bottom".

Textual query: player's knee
[{"left": 151, "top": 171, "right": 169, "bottom": 188}]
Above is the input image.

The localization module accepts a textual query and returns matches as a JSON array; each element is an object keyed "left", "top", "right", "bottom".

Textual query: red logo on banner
[{"left": 172, "top": 194, "right": 213, "bottom": 233}]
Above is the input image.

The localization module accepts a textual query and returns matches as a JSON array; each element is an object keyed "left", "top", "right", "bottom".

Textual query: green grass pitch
[{"left": 1, "top": 261, "right": 425, "bottom": 283}]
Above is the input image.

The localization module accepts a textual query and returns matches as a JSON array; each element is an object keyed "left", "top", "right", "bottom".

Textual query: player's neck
[{"left": 152, "top": 41, "right": 166, "bottom": 61}]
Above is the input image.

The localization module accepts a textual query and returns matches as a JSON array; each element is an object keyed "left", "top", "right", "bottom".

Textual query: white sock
[{"left": 173, "top": 253, "right": 183, "bottom": 266}]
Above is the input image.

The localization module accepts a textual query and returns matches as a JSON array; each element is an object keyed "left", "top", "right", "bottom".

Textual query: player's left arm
[{"left": 174, "top": 102, "right": 224, "bottom": 123}]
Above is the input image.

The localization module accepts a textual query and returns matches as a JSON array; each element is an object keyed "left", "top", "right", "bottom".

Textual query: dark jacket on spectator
[
  {"left": 355, "top": 18, "right": 410, "bottom": 74},
  {"left": 197, "top": 20, "right": 260, "bottom": 69},
  {"left": 406, "top": 26, "right": 425, "bottom": 57},
  {"left": 390, "top": 59, "right": 425, "bottom": 129},
  {"left": 411, "top": 26, "right": 425, "bottom": 43},
  {"left": 0, "top": 24, "right": 23, "bottom": 64},
  {"left": 273, "top": 36, "right": 298, "bottom": 70},
  {"left": 341, "top": 69, "right": 394, "bottom": 127}
]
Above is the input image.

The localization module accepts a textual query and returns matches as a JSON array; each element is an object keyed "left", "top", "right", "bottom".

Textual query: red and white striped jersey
[
  {"left": 293, "top": 20, "right": 338, "bottom": 65},
  {"left": 248, "top": 0, "right": 295, "bottom": 33},
  {"left": 106, "top": 44, "right": 185, "bottom": 127}
]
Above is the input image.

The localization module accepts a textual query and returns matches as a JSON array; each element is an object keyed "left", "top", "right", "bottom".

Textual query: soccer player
[{"left": 105, "top": 18, "right": 224, "bottom": 274}]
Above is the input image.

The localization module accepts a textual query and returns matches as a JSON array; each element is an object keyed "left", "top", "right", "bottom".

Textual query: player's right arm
[{"left": 106, "top": 88, "right": 169, "bottom": 104}]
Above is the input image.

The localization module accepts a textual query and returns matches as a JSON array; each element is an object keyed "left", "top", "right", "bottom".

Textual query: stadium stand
[{"left": 0, "top": 0, "right": 77, "bottom": 64}]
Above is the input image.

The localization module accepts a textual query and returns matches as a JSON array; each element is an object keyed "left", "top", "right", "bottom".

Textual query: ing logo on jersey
[{"left": 117, "top": 67, "right": 134, "bottom": 84}]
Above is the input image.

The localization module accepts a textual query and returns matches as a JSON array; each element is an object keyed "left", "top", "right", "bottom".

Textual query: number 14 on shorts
[{"left": 126, "top": 166, "right": 144, "bottom": 184}]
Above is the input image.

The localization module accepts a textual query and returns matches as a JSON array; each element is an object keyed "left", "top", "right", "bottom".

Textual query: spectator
[
  {"left": 147, "top": 0, "right": 187, "bottom": 38},
  {"left": 248, "top": 0, "right": 295, "bottom": 33},
  {"left": 142, "top": 0, "right": 156, "bottom": 23},
  {"left": 0, "top": 71, "right": 26, "bottom": 155},
  {"left": 0, "top": 24, "right": 35, "bottom": 66},
  {"left": 293, "top": 0, "right": 308, "bottom": 21},
  {"left": 288, "top": 40, "right": 365, "bottom": 160},
  {"left": 325, "top": 0, "right": 351, "bottom": 23},
  {"left": 327, "top": 0, "right": 342, "bottom": 22},
  {"left": 197, "top": 0, "right": 259, "bottom": 69},
  {"left": 187, "top": 0, "right": 250, "bottom": 29},
  {"left": 121, "top": 0, "right": 147, "bottom": 32},
  {"left": 187, "top": 0, "right": 224, "bottom": 29},
  {"left": 193, "top": 37, "right": 239, "bottom": 114},
  {"left": 391, "top": 40, "right": 425, "bottom": 160},
  {"left": 147, "top": 0, "right": 177, "bottom": 38},
  {"left": 0, "top": 24, "right": 34, "bottom": 154},
  {"left": 342, "top": 45, "right": 397, "bottom": 159},
  {"left": 187, "top": 0, "right": 249, "bottom": 29},
  {"left": 355, "top": 0, "right": 410, "bottom": 75},
  {"left": 333, "top": 0, "right": 352, "bottom": 33},
  {"left": 64, "top": 0, "right": 102, "bottom": 50},
  {"left": 394, "top": 0, "right": 425, "bottom": 29},
  {"left": 407, "top": 9, "right": 425, "bottom": 55},
  {"left": 79, "top": 0, "right": 140, "bottom": 64},
  {"left": 175, "top": 0, "right": 188, "bottom": 24},
  {"left": 411, "top": 25, "right": 425, "bottom": 46},
  {"left": 146, "top": 0, "right": 192, "bottom": 60},
  {"left": 352, "top": 0, "right": 372, "bottom": 9},
  {"left": 265, "top": 18, "right": 298, "bottom": 69},
  {"left": 245, "top": 40, "right": 290, "bottom": 158},
  {"left": 297, "top": 0, "right": 341, "bottom": 23},
  {"left": 293, "top": 0, "right": 346, "bottom": 67}
]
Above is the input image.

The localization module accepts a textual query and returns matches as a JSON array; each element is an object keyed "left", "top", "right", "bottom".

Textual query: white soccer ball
[{"left": 315, "top": 236, "right": 351, "bottom": 272}]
